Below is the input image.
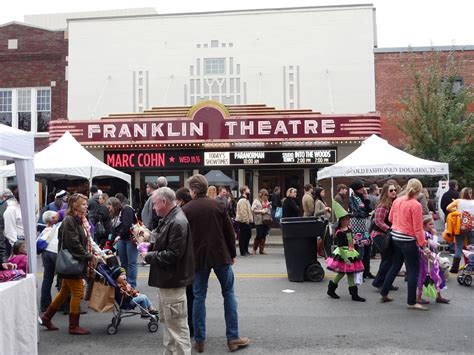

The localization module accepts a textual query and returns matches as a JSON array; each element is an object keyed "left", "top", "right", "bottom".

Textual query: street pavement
[{"left": 37, "top": 245, "right": 472, "bottom": 355}]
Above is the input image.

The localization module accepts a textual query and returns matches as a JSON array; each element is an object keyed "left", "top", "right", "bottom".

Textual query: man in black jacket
[
  {"left": 440, "top": 180, "right": 459, "bottom": 221},
  {"left": 142, "top": 187, "right": 193, "bottom": 354}
]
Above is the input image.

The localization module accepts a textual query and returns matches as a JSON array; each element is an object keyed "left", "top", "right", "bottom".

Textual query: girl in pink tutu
[{"left": 327, "top": 200, "right": 365, "bottom": 302}]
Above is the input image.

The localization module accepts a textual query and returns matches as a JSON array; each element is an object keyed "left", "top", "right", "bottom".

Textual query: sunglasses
[{"left": 389, "top": 189, "right": 396, "bottom": 193}]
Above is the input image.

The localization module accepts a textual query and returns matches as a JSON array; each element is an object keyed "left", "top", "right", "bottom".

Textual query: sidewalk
[{"left": 242, "top": 229, "right": 283, "bottom": 246}]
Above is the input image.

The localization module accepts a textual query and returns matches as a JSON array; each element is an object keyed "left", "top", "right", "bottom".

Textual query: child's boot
[
  {"left": 349, "top": 286, "right": 366, "bottom": 302},
  {"left": 327, "top": 280, "right": 340, "bottom": 299},
  {"left": 40, "top": 306, "right": 59, "bottom": 330},
  {"left": 449, "top": 257, "right": 460, "bottom": 274},
  {"left": 69, "top": 313, "right": 91, "bottom": 335}
]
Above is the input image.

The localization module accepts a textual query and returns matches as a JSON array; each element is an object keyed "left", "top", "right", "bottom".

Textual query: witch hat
[{"left": 332, "top": 199, "right": 351, "bottom": 220}]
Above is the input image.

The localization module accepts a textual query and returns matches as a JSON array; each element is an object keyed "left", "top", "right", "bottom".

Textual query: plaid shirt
[{"left": 370, "top": 205, "right": 391, "bottom": 238}]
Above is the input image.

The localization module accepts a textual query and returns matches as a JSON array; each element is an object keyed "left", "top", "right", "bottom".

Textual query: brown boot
[
  {"left": 194, "top": 342, "right": 205, "bottom": 353},
  {"left": 68, "top": 313, "right": 91, "bottom": 335},
  {"left": 40, "top": 307, "right": 59, "bottom": 331},
  {"left": 227, "top": 337, "right": 250, "bottom": 352},
  {"left": 251, "top": 239, "right": 258, "bottom": 255},
  {"left": 259, "top": 238, "right": 267, "bottom": 254}
]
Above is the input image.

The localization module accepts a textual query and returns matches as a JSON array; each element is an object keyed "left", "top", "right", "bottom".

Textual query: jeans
[
  {"left": 237, "top": 222, "right": 251, "bottom": 256},
  {"left": 133, "top": 294, "right": 151, "bottom": 310},
  {"left": 454, "top": 231, "right": 474, "bottom": 258},
  {"left": 193, "top": 264, "right": 239, "bottom": 342},
  {"left": 356, "top": 244, "right": 371, "bottom": 275},
  {"left": 116, "top": 239, "right": 138, "bottom": 288},
  {"left": 255, "top": 224, "right": 269, "bottom": 240},
  {"left": 372, "top": 235, "right": 392, "bottom": 288},
  {"left": 381, "top": 240, "right": 420, "bottom": 305},
  {"left": 40, "top": 250, "right": 58, "bottom": 311}
]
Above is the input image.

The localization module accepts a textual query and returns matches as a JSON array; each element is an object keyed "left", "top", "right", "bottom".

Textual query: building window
[
  {"left": 211, "top": 40, "right": 219, "bottom": 48},
  {"left": 37, "top": 89, "right": 51, "bottom": 132},
  {"left": 0, "top": 90, "right": 12, "bottom": 126},
  {"left": 204, "top": 58, "right": 225, "bottom": 75},
  {"left": 0, "top": 87, "right": 51, "bottom": 133},
  {"left": 17, "top": 89, "right": 31, "bottom": 131}
]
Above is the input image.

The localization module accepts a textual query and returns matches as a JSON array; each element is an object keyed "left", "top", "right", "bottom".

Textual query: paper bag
[{"left": 88, "top": 281, "right": 115, "bottom": 313}]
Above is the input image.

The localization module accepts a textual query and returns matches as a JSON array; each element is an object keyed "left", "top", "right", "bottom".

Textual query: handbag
[
  {"left": 56, "top": 247, "right": 84, "bottom": 276},
  {"left": 88, "top": 280, "right": 115, "bottom": 313},
  {"left": 36, "top": 224, "right": 58, "bottom": 254},
  {"left": 274, "top": 207, "right": 283, "bottom": 220},
  {"left": 262, "top": 213, "right": 272, "bottom": 225},
  {"left": 379, "top": 231, "right": 393, "bottom": 255},
  {"left": 95, "top": 220, "right": 106, "bottom": 237},
  {"left": 460, "top": 211, "right": 472, "bottom": 233}
]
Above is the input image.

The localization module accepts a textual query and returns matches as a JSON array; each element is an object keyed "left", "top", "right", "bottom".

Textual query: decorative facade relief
[
  {"left": 283, "top": 65, "right": 300, "bottom": 109},
  {"left": 187, "top": 40, "right": 246, "bottom": 105}
]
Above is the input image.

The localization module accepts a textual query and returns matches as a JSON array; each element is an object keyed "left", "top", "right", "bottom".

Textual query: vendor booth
[
  {"left": 317, "top": 135, "right": 449, "bottom": 197},
  {"left": 0, "top": 124, "right": 38, "bottom": 354}
]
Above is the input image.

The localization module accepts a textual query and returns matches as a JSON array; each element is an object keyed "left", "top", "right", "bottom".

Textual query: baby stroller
[
  {"left": 457, "top": 245, "right": 474, "bottom": 287},
  {"left": 92, "top": 264, "right": 159, "bottom": 334}
]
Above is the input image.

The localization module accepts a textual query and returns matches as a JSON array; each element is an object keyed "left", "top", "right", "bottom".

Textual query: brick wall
[
  {"left": 375, "top": 48, "right": 474, "bottom": 146},
  {"left": 0, "top": 23, "right": 68, "bottom": 150}
]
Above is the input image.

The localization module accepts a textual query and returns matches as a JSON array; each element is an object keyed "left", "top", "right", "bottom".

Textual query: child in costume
[
  {"left": 326, "top": 200, "right": 366, "bottom": 302},
  {"left": 417, "top": 217, "right": 450, "bottom": 304},
  {"left": 110, "top": 266, "right": 158, "bottom": 317}
]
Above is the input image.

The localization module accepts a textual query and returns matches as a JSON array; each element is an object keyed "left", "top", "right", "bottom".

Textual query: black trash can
[{"left": 281, "top": 217, "right": 326, "bottom": 282}]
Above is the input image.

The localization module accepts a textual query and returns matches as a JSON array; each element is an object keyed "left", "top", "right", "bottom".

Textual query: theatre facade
[{"left": 49, "top": 101, "right": 380, "bottom": 196}]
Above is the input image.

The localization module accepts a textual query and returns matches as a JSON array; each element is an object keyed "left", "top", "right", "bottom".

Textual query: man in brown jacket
[
  {"left": 302, "top": 184, "right": 315, "bottom": 217},
  {"left": 182, "top": 174, "right": 249, "bottom": 353}
]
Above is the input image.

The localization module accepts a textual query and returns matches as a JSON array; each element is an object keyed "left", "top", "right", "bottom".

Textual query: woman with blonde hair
[
  {"left": 379, "top": 178, "right": 430, "bottom": 310},
  {"left": 282, "top": 188, "right": 299, "bottom": 218},
  {"left": 41, "top": 193, "right": 103, "bottom": 334},
  {"left": 446, "top": 187, "right": 474, "bottom": 273},
  {"left": 251, "top": 189, "right": 272, "bottom": 255},
  {"left": 207, "top": 185, "right": 217, "bottom": 199}
]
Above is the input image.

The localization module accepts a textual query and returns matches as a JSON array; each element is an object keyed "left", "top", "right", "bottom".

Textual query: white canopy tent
[
  {"left": 0, "top": 131, "right": 131, "bottom": 186},
  {"left": 317, "top": 134, "right": 449, "bottom": 181},
  {"left": 0, "top": 125, "right": 38, "bottom": 354},
  {"left": 0, "top": 124, "right": 37, "bottom": 274}
]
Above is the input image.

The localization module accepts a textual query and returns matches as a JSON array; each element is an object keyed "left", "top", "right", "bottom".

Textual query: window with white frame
[
  {"left": 37, "top": 89, "right": 51, "bottom": 132},
  {"left": 204, "top": 58, "right": 225, "bottom": 75},
  {"left": 0, "top": 87, "right": 51, "bottom": 133},
  {"left": 0, "top": 90, "right": 12, "bottom": 126}
]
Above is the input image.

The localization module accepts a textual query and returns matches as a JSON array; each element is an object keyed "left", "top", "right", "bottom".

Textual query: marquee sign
[
  {"left": 49, "top": 103, "right": 381, "bottom": 145},
  {"left": 204, "top": 149, "right": 336, "bottom": 166},
  {"left": 105, "top": 149, "right": 336, "bottom": 169}
]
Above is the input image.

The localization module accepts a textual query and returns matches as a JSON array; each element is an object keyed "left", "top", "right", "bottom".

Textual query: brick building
[
  {"left": 375, "top": 45, "right": 474, "bottom": 146},
  {"left": 0, "top": 22, "right": 68, "bottom": 150}
]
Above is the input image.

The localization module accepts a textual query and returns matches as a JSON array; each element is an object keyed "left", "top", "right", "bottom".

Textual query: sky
[{"left": 1, "top": 0, "right": 473, "bottom": 48}]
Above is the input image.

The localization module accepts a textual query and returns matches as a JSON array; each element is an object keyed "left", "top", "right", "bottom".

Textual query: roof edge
[
  {"left": 0, "top": 21, "right": 64, "bottom": 32},
  {"left": 375, "top": 45, "right": 474, "bottom": 53},
  {"left": 67, "top": 4, "right": 374, "bottom": 23}
]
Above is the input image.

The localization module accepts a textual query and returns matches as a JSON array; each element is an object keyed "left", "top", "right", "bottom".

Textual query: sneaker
[
  {"left": 227, "top": 337, "right": 250, "bottom": 352},
  {"left": 407, "top": 303, "right": 429, "bottom": 311}
]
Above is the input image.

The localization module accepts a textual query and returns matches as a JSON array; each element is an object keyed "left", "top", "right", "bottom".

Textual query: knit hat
[
  {"left": 349, "top": 179, "right": 364, "bottom": 191},
  {"left": 55, "top": 190, "right": 67, "bottom": 199},
  {"left": 109, "top": 266, "right": 125, "bottom": 281}
]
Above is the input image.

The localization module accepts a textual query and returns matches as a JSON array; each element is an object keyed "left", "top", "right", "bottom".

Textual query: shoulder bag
[{"left": 56, "top": 242, "right": 84, "bottom": 276}]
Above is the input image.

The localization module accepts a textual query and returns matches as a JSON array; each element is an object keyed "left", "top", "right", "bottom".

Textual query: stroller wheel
[
  {"left": 464, "top": 275, "right": 472, "bottom": 286},
  {"left": 107, "top": 323, "right": 118, "bottom": 335},
  {"left": 148, "top": 321, "right": 159, "bottom": 333},
  {"left": 457, "top": 275, "right": 464, "bottom": 285}
]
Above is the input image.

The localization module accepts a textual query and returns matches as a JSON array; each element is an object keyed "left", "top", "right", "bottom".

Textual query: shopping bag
[
  {"left": 274, "top": 207, "right": 283, "bottom": 219},
  {"left": 354, "top": 272, "right": 363, "bottom": 285},
  {"left": 88, "top": 281, "right": 115, "bottom": 313}
]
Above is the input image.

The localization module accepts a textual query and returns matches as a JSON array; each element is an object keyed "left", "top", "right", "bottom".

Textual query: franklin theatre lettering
[{"left": 87, "top": 118, "right": 337, "bottom": 141}]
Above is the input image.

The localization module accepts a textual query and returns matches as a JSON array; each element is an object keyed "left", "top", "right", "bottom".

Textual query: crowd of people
[{"left": 0, "top": 174, "right": 472, "bottom": 352}]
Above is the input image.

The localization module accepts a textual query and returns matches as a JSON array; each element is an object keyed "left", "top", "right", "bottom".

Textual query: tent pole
[{"left": 330, "top": 176, "right": 335, "bottom": 220}]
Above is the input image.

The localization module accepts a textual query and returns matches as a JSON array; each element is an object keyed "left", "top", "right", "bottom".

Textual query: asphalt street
[{"left": 37, "top": 246, "right": 472, "bottom": 355}]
